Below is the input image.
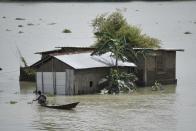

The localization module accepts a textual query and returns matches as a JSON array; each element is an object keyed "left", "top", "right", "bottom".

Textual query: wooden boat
[{"left": 42, "top": 102, "right": 79, "bottom": 110}]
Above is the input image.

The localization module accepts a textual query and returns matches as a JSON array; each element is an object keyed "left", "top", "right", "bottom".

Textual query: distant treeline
[{"left": 0, "top": 0, "right": 193, "bottom": 2}]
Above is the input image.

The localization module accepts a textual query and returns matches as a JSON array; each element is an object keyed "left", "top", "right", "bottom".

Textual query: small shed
[
  {"left": 33, "top": 52, "right": 136, "bottom": 95},
  {"left": 134, "top": 48, "right": 184, "bottom": 86}
]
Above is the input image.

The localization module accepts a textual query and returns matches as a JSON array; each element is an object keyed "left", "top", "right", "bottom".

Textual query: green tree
[
  {"left": 91, "top": 11, "right": 160, "bottom": 93},
  {"left": 91, "top": 32, "right": 138, "bottom": 94},
  {"left": 92, "top": 11, "right": 160, "bottom": 49},
  {"left": 91, "top": 32, "right": 127, "bottom": 69}
]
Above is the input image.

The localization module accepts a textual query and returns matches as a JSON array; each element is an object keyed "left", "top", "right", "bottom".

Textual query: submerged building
[
  {"left": 134, "top": 48, "right": 184, "bottom": 86},
  {"left": 30, "top": 47, "right": 183, "bottom": 95},
  {"left": 32, "top": 51, "right": 136, "bottom": 95}
]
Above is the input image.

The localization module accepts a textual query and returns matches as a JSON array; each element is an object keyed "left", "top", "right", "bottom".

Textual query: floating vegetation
[
  {"left": 15, "top": 18, "right": 26, "bottom": 20},
  {"left": 10, "top": 101, "right": 18, "bottom": 104},
  {"left": 6, "top": 29, "right": 11, "bottom": 31},
  {"left": 18, "top": 31, "right": 24, "bottom": 34},
  {"left": 27, "top": 23, "right": 34, "bottom": 26},
  {"left": 48, "top": 22, "right": 56, "bottom": 25},
  {"left": 2, "top": 16, "right": 6, "bottom": 19},
  {"left": 184, "top": 31, "right": 192, "bottom": 34},
  {"left": 27, "top": 102, "right": 32, "bottom": 104},
  {"left": 135, "top": 9, "right": 140, "bottom": 12},
  {"left": 63, "top": 28, "right": 72, "bottom": 33},
  {"left": 18, "top": 25, "right": 23, "bottom": 27},
  {"left": 194, "top": 22, "right": 196, "bottom": 24},
  {"left": 0, "top": 90, "right": 3, "bottom": 93}
]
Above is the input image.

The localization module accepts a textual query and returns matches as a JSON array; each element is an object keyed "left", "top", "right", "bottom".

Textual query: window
[{"left": 89, "top": 81, "right": 93, "bottom": 87}]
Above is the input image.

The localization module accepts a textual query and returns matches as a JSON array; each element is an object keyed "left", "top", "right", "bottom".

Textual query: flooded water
[{"left": 0, "top": 1, "right": 196, "bottom": 131}]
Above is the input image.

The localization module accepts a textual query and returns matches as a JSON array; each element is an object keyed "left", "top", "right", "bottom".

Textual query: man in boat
[{"left": 33, "top": 91, "right": 47, "bottom": 105}]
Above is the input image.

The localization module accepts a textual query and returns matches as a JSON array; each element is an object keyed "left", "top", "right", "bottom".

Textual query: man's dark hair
[{"left": 38, "top": 90, "right": 42, "bottom": 95}]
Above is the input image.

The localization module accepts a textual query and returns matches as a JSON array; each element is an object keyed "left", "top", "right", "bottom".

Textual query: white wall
[{"left": 36, "top": 70, "right": 74, "bottom": 95}]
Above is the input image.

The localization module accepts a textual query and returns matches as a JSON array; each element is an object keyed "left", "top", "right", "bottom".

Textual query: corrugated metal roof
[
  {"left": 35, "top": 47, "right": 95, "bottom": 54},
  {"left": 35, "top": 47, "right": 184, "bottom": 55},
  {"left": 54, "top": 52, "right": 136, "bottom": 69},
  {"left": 133, "top": 48, "right": 184, "bottom": 51}
]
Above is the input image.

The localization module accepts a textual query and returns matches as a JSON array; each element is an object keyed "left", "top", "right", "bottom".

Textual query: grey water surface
[{"left": 0, "top": 1, "right": 196, "bottom": 131}]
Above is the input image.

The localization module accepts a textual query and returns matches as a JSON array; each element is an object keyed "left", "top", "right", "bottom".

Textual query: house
[
  {"left": 30, "top": 47, "right": 184, "bottom": 95},
  {"left": 134, "top": 48, "right": 184, "bottom": 86},
  {"left": 32, "top": 51, "right": 136, "bottom": 95},
  {"left": 20, "top": 47, "right": 95, "bottom": 82}
]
